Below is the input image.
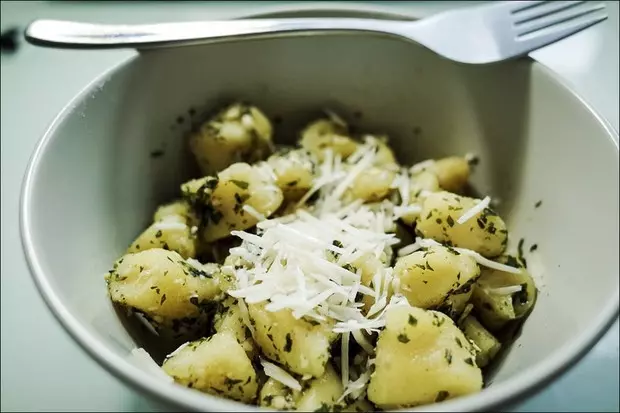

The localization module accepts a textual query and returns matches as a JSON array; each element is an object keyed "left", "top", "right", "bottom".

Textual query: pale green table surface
[{"left": 1, "top": 1, "right": 618, "bottom": 411}]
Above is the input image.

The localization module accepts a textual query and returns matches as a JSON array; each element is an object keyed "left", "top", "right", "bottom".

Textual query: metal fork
[{"left": 25, "top": 1, "right": 608, "bottom": 64}]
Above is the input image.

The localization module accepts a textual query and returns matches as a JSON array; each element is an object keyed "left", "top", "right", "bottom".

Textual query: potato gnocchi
[{"left": 107, "top": 103, "right": 538, "bottom": 411}]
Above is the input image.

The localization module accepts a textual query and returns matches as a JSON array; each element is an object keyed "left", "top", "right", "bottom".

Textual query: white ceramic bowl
[{"left": 21, "top": 27, "right": 618, "bottom": 412}]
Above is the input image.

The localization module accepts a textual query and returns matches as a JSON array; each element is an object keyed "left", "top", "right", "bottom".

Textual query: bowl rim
[{"left": 20, "top": 40, "right": 619, "bottom": 413}]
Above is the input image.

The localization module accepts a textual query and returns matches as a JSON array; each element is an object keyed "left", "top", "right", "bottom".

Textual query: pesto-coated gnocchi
[
  {"left": 190, "top": 162, "right": 284, "bottom": 242},
  {"left": 211, "top": 296, "right": 258, "bottom": 358},
  {"left": 431, "top": 156, "right": 470, "bottom": 193},
  {"left": 367, "top": 306, "right": 482, "bottom": 408},
  {"left": 299, "top": 118, "right": 358, "bottom": 161},
  {"left": 162, "top": 333, "right": 259, "bottom": 402},
  {"left": 110, "top": 103, "right": 537, "bottom": 410},
  {"left": 394, "top": 244, "right": 480, "bottom": 311},
  {"left": 267, "top": 149, "right": 316, "bottom": 201},
  {"left": 190, "top": 103, "right": 273, "bottom": 175},
  {"left": 461, "top": 315, "right": 502, "bottom": 368},
  {"left": 248, "top": 303, "right": 335, "bottom": 378},
  {"left": 416, "top": 191, "right": 508, "bottom": 257},
  {"left": 106, "top": 249, "right": 221, "bottom": 339}
]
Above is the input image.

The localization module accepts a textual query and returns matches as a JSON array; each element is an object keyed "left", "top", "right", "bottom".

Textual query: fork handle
[{"left": 25, "top": 18, "right": 411, "bottom": 49}]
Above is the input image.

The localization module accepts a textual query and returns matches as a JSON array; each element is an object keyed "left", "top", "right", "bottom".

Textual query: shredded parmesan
[
  {"left": 152, "top": 221, "right": 188, "bottom": 231},
  {"left": 260, "top": 359, "right": 302, "bottom": 391},
  {"left": 242, "top": 204, "right": 266, "bottom": 221},
  {"left": 457, "top": 196, "right": 491, "bottom": 225},
  {"left": 417, "top": 238, "right": 522, "bottom": 274},
  {"left": 397, "top": 241, "right": 421, "bottom": 257},
  {"left": 166, "top": 341, "right": 190, "bottom": 359},
  {"left": 134, "top": 312, "right": 159, "bottom": 336},
  {"left": 486, "top": 285, "right": 523, "bottom": 295}
]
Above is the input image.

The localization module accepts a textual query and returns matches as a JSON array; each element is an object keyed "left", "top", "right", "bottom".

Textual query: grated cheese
[
  {"left": 152, "top": 221, "right": 188, "bottom": 231},
  {"left": 242, "top": 204, "right": 266, "bottom": 221},
  {"left": 486, "top": 285, "right": 523, "bottom": 296},
  {"left": 457, "top": 196, "right": 491, "bottom": 225},
  {"left": 417, "top": 238, "right": 522, "bottom": 274},
  {"left": 260, "top": 359, "right": 302, "bottom": 391}
]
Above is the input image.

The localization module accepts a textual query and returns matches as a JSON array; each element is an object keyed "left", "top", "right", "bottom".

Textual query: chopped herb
[
  {"left": 464, "top": 357, "right": 475, "bottom": 366},
  {"left": 517, "top": 238, "right": 525, "bottom": 258},
  {"left": 435, "top": 391, "right": 449, "bottom": 402},
  {"left": 262, "top": 395, "right": 275, "bottom": 404},
  {"left": 162, "top": 243, "right": 170, "bottom": 250},
  {"left": 426, "top": 210, "right": 433, "bottom": 219},
  {"left": 435, "top": 218, "right": 442, "bottom": 224},
  {"left": 155, "top": 230, "right": 163, "bottom": 238},
  {"left": 425, "top": 261, "right": 434, "bottom": 271},
  {"left": 223, "top": 377, "right": 243, "bottom": 389},
  {"left": 535, "top": 200, "right": 542, "bottom": 208},
  {"left": 487, "top": 223, "right": 497, "bottom": 234},
  {"left": 476, "top": 218, "right": 485, "bottom": 229},
  {"left": 529, "top": 244, "right": 538, "bottom": 252},
  {"left": 284, "top": 333, "right": 293, "bottom": 352},
  {"left": 414, "top": 263, "right": 426, "bottom": 270},
  {"left": 408, "top": 315, "right": 418, "bottom": 326},
  {"left": 160, "top": 294, "right": 167, "bottom": 305},
  {"left": 189, "top": 296, "right": 199, "bottom": 306},
  {"left": 422, "top": 280, "right": 428, "bottom": 284},
  {"left": 444, "top": 349, "right": 452, "bottom": 364},
  {"left": 447, "top": 246, "right": 460, "bottom": 255},
  {"left": 446, "top": 215, "right": 455, "bottom": 227},
  {"left": 230, "top": 180, "right": 249, "bottom": 190},
  {"left": 456, "top": 272, "right": 461, "bottom": 280},
  {"left": 314, "top": 403, "right": 331, "bottom": 412},
  {"left": 286, "top": 180, "right": 299, "bottom": 187},
  {"left": 150, "top": 150, "right": 164, "bottom": 158},
  {"left": 397, "top": 333, "right": 410, "bottom": 344},
  {"left": 139, "top": 266, "right": 144, "bottom": 272},
  {"left": 455, "top": 337, "right": 463, "bottom": 348}
]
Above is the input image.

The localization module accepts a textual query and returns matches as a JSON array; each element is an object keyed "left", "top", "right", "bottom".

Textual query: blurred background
[{"left": 1, "top": 1, "right": 618, "bottom": 411}]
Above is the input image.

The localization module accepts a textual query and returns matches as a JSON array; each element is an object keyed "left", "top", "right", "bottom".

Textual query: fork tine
[
  {"left": 515, "top": 1, "right": 606, "bottom": 37},
  {"left": 513, "top": 1, "right": 586, "bottom": 24},
  {"left": 516, "top": 6, "right": 607, "bottom": 51}
]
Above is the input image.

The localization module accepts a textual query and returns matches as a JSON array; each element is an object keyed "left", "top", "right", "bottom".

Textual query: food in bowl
[{"left": 104, "top": 101, "right": 537, "bottom": 410}]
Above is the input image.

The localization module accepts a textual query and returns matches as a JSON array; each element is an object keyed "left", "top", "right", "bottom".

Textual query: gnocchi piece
[
  {"left": 430, "top": 156, "right": 470, "bottom": 193},
  {"left": 344, "top": 398, "right": 375, "bottom": 412},
  {"left": 162, "top": 333, "right": 259, "bottom": 403},
  {"left": 106, "top": 249, "right": 221, "bottom": 338},
  {"left": 344, "top": 166, "right": 396, "bottom": 203},
  {"left": 259, "top": 378, "right": 299, "bottom": 410},
  {"left": 299, "top": 118, "right": 359, "bottom": 161},
  {"left": 295, "top": 363, "right": 345, "bottom": 411},
  {"left": 393, "top": 245, "right": 480, "bottom": 310},
  {"left": 198, "top": 163, "right": 284, "bottom": 242},
  {"left": 400, "top": 171, "right": 440, "bottom": 227},
  {"left": 367, "top": 306, "right": 482, "bottom": 408},
  {"left": 211, "top": 296, "right": 257, "bottom": 358},
  {"left": 180, "top": 176, "right": 219, "bottom": 206},
  {"left": 127, "top": 219, "right": 197, "bottom": 259},
  {"left": 153, "top": 200, "right": 197, "bottom": 225},
  {"left": 364, "top": 135, "right": 397, "bottom": 167},
  {"left": 189, "top": 103, "right": 273, "bottom": 175},
  {"left": 437, "top": 289, "right": 474, "bottom": 320},
  {"left": 267, "top": 149, "right": 316, "bottom": 201},
  {"left": 356, "top": 253, "right": 393, "bottom": 313},
  {"left": 248, "top": 303, "right": 335, "bottom": 377},
  {"left": 461, "top": 315, "right": 502, "bottom": 368},
  {"left": 416, "top": 191, "right": 508, "bottom": 257},
  {"left": 471, "top": 257, "right": 537, "bottom": 331}
]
